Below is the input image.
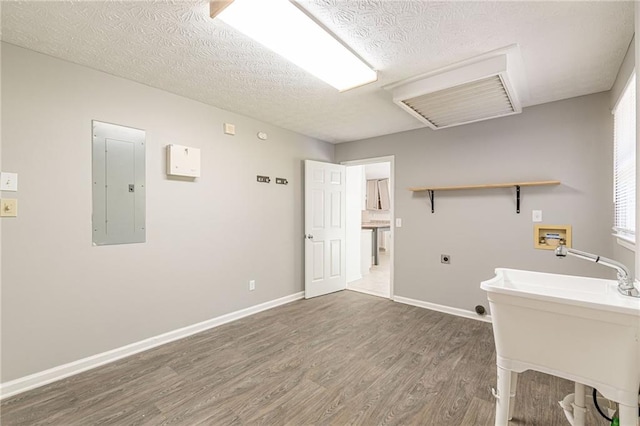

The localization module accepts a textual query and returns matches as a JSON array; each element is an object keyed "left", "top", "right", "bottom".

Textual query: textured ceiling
[{"left": 1, "top": 1, "right": 634, "bottom": 143}]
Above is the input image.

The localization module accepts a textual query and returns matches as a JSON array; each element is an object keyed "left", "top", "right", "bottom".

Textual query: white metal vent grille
[
  {"left": 402, "top": 75, "right": 516, "bottom": 129},
  {"left": 386, "top": 45, "right": 528, "bottom": 130}
]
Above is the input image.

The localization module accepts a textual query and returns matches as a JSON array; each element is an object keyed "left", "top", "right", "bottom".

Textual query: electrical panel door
[{"left": 92, "top": 121, "right": 146, "bottom": 245}]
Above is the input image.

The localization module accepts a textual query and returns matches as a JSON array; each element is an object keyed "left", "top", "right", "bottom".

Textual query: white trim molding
[
  {"left": 394, "top": 295, "right": 492, "bottom": 323},
  {"left": 0, "top": 292, "right": 304, "bottom": 400},
  {"left": 340, "top": 155, "right": 396, "bottom": 301},
  {"left": 615, "top": 234, "right": 636, "bottom": 252},
  {"left": 346, "top": 286, "right": 390, "bottom": 299}
]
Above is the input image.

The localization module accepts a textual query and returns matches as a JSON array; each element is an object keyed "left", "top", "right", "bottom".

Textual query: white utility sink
[{"left": 481, "top": 268, "right": 640, "bottom": 426}]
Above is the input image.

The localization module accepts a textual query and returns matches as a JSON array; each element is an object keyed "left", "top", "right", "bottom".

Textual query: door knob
[{"left": 306, "top": 234, "right": 314, "bottom": 239}]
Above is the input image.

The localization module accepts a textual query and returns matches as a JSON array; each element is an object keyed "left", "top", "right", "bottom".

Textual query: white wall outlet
[
  {"left": 532, "top": 210, "right": 543, "bottom": 222},
  {"left": 249, "top": 280, "right": 255, "bottom": 291},
  {"left": 395, "top": 218, "right": 402, "bottom": 227},
  {"left": 1, "top": 199, "right": 18, "bottom": 217},
  {"left": 224, "top": 123, "right": 236, "bottom": 135},
  {"left": 0, "top": 172, "right": 18, "bottom": 191}
]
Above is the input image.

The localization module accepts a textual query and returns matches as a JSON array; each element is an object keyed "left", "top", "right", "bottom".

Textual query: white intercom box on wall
[{"left": 167, "top": 144, "right": 201, "bottom": 178}]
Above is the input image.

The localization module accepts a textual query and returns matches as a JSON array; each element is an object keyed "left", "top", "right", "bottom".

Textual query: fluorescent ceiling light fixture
[{"left": 210, "top": 0, "right": 377, "bottom": 91}]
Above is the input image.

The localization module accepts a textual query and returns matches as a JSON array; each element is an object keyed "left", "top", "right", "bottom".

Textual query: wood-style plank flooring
[{"left": 1, "top": 291, "right": 608, "bottom": 425}]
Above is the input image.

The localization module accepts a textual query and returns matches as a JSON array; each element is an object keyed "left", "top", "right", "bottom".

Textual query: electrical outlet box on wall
[{"left": 167, "top": 144, "right": 201, "bottom": 178}]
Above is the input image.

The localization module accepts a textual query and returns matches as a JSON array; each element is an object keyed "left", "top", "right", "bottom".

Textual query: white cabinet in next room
[{"left": 366, "top": 178, "right": 390, "bottom": 210}]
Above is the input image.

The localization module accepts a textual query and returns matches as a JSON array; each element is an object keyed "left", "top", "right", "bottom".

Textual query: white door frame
[{"left": 341, "top": 155, "right": 395, "bottom": 300}]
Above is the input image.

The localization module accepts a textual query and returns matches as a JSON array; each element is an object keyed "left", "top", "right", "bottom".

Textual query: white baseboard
[
  {"left": 393, "top": 295, "right": 492, "bottom": 323},
  {"left": 0, "top": 291, "right": 304, "bottom": 400},
  {"left": 346, "top": 286, "right": 390, "bottom": 299}
]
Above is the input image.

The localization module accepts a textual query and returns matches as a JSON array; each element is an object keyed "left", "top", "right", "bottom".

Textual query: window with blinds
[{"left": 613, "top": 73, "right": 636, "bottom": 243}]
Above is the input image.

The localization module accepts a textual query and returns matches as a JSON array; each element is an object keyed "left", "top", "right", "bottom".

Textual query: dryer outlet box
[{"left": 167, "top": 144, "right": 201, "bottom": 178}]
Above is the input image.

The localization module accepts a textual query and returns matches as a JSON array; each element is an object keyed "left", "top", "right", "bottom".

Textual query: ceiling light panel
[{"left": 213, "top": 0, "right": 377, "bottom": 91}]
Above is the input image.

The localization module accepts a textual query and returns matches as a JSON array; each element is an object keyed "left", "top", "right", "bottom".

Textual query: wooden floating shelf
[
  {"left": 408, "top": 180, "right": 561, "bottom": 192},
  {"left": 408, "top": 180, "right": 561, "bottom": 214}
]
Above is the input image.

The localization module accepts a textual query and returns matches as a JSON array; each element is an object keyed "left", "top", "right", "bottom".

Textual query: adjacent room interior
[
  {"left": 346, "top": 160, "right": 393, "bottom": 299},
  {"left": 1, "top": 1, "right": 639, "bottom": 425}
]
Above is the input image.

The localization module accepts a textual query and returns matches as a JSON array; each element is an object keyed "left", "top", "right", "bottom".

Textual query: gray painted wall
[
  {"left": 336, "top": 92, "right": 618, "bottom": 313},
  {"left": 1, "top": 43, "right": 333, "bottom": 382}
]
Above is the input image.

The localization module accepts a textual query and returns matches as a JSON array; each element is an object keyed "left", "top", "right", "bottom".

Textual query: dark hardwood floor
[{"left": 1, "top": 291, "right": 607, "bottom": 425}]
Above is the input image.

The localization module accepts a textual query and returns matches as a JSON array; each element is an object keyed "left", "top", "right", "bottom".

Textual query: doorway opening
[{"left": 343, "top": 156, "right": 394, "bottom": 299}]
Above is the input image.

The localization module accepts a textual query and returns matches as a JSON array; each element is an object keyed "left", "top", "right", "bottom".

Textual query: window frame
[{"left": 612, "top": 71, "right": 636, "bottom": 251}]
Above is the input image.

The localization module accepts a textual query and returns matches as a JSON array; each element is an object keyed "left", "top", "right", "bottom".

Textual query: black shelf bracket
[
  {"left": 515, "top": 185, "right": 521, "bottom": 214},
  {"left": 428, "top": 190, "right": 435, "bottom": 213}
]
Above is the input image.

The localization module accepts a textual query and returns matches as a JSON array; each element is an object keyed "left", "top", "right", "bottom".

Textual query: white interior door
[{"left": 305, "top": 160, "right": 347, "bottom": 299}]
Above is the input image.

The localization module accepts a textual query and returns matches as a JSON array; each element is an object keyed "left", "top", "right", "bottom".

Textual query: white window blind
[{"left": 613, "top": 73, "right": 636, "bottom": 242}]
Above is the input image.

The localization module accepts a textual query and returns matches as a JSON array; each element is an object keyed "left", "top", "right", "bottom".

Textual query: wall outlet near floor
[
  {"left": 249, "top": 280, "right": 255, "bottom": 291},
  {"left": 441, "top": 254, "right": 451, "bottom": 264}
]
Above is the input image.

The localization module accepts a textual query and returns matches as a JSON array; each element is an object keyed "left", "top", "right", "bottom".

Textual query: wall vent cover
[{"left": 386, "top": 45, "right": 528, "bottom": 130}]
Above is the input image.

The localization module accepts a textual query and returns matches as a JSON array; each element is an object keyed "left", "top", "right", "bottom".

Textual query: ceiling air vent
[{"left": 386, "top": 45, "right": 528, "bottom": 130}]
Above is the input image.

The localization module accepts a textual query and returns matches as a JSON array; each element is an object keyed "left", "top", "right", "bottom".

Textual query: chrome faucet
[{"left": 555, "top": 245, "right": 639, "bottom": 297}]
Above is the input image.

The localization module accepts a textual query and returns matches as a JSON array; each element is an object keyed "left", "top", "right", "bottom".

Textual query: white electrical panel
[
  {"left": 167, "top": 144, "right": 201, "bottom": 178},
  {"left": 93, "top": 121, "right": 146, "bottom": 245}
]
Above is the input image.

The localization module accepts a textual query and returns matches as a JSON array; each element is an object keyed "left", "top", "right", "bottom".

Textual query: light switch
[
  {"left": 395, "top": 218, "right": 402, "bottom": 227},
  {"left": 532, "top": 210, "right": 542, "bottom": 222},
  {"left": 0, "top": 172, "right": 18, "bottom": 191},
  {"left": 1, "top": 199, "right": 18, "bottom": 217}
]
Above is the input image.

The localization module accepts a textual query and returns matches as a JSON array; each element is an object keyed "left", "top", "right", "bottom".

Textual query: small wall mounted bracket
[
  {"left": 515, "top": 185, "right": 521, "bottom": 214},
  {"left": 428, "top": 190, "right": 434, "bottom": 213}
]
